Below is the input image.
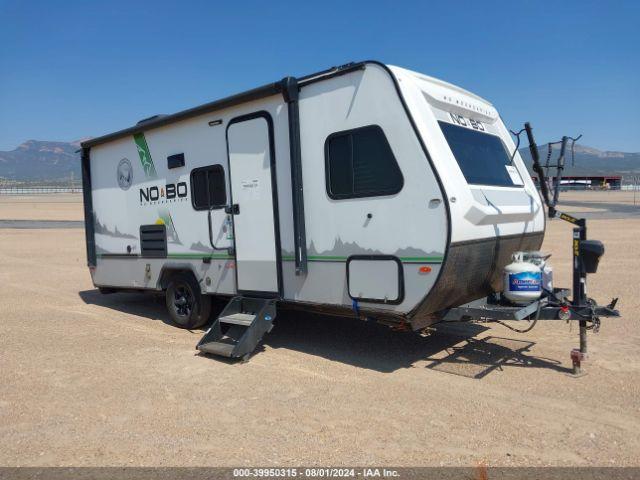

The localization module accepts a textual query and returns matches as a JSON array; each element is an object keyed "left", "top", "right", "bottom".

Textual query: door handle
[{"left": 225, "top": 204, "right": 240, "bottom": 215}]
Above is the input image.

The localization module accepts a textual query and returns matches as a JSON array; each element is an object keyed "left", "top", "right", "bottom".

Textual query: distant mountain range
[
  {"left": 1, "top": 138, "right": 639, "bottom": 184},
  {"left": 0, "top": 140, "right": 83, "bottom": 184},
  {"left": 519, "top": 143, "right": 640, "bottom": 177}
]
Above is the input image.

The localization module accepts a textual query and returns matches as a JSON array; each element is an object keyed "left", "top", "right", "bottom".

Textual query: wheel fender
[{"left": 157, "top": 264, "right": 202, "bottom": 292}]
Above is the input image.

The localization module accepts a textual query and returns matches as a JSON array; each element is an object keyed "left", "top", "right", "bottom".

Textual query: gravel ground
[
  {"left": 0, "top": 194, "right": 83, "bottom": 221},
  {"left": 0, "top": 199, "right": 639, "bottom": 467}
]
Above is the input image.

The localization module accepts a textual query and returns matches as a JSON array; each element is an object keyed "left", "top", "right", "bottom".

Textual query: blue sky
[{"left": 1, "top": 0, "right": 638, "bottom": 152}]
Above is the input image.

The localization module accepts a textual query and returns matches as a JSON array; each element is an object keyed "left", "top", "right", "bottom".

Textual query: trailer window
[
  {"left": 190, "top": 165, "right": 227, "bottom": 210},
  {"left": 439, "top": 121, "right": 519, "bottom": 187},
  {"left": 325, "top": 125, "right": 403, "bottom": 199}
]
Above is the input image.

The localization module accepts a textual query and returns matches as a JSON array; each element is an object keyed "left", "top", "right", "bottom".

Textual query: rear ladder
[{"left": 196, "top": 296, "right": 276, "bottom": 360}]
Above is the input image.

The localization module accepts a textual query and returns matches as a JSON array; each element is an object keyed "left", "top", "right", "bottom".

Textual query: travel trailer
[{"left": 82, "top": 61, "right": 606, "bottom": 362}]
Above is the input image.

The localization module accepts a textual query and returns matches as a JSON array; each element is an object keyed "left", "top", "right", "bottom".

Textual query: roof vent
[{"left": 136, "top": 114, "right": 167, "bottom": 125}]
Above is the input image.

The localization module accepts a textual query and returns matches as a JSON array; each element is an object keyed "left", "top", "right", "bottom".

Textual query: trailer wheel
[{"left": 165, "top": 273, "right": 211, "bottom": 329}]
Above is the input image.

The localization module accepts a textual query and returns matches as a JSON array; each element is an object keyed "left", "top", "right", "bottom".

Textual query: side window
[
  {"left": 190, "top": 165, "right": 227, "bottom": 210},
  {"left": 325, "top": 125, "right": 403, "bottom": 199}
]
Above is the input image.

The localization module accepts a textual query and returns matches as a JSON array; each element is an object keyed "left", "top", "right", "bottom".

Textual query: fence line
[{"left": 0, "top": 186, "right": 82, "bottom": 195}]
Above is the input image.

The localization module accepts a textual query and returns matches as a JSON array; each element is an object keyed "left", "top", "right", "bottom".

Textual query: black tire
[{"left": 165, "top": 273, "right": 211, "bottom": 329}]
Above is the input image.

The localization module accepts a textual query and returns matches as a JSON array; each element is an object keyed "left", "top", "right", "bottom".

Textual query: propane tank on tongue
[
  {"left": 503, "top": 252, "right": 543, "bottom": 305},
  {"left": 523, "top": 251, "right": 553, "bottom": 293}
]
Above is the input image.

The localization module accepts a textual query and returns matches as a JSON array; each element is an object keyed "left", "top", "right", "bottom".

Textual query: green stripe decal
[
  {"left": 281, "top": 255, "right": 443, "bottom": 263},
  {"left": 97, "top": 253, "right": 232, "bottom": 260},
  {"left": 99, "top": 254, "right": 442, "bottom": 263},
  {"left": 167, "top": 253, "right": 231, "bottom": 259},
  {"left": 133, "top": 133, "right": 157, "bottom": 179},
  {"left": 397, "top": 256, "right": 444, "bottom": 263}
]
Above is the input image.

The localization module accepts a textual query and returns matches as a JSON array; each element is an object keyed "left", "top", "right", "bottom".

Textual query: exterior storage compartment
[{"left": 347, "top": 256, "right": 403, "bottom": 304}]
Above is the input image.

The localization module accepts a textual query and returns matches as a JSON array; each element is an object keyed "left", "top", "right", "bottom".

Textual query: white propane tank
[
  {"left": 542, "top": 264, "right": 553, "bottom": 292},
  {"left": 523, "top": 251, "right": 553, "bottom": 293},
  {"left": 503, "top": 252, "right": 543, "bottom": 305}
]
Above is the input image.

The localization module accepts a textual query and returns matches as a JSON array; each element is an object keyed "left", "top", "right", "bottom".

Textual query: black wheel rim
[{"left": 173, "top": 284, "right": 195, "bottom": 319}]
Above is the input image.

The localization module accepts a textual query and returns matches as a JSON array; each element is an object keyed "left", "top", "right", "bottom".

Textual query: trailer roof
[
  {"left": 81, "top": 62, "right": 367, "bottom": 149},
  {"left": 390, "top": 65, "right": 492, "bottom": 105}
]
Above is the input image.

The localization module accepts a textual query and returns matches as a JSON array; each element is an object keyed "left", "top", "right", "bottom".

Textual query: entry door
[{"left": 227, "top": 113, "right": 280, "bottom": 295}]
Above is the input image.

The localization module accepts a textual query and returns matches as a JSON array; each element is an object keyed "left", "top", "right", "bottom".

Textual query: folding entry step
[{"left": 196, "top": 296, "right": 276, "bottom": 360}]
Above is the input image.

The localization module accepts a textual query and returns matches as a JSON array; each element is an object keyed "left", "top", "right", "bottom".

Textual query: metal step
[
  {"left": 197, "top": 340, "right": 235, "bottom": 357},
  {"left": 196, "top": 296, "right": 276, "bottom": 360},
  {"left": 219, "top": 312, "right": 256, "bottom": 326}
]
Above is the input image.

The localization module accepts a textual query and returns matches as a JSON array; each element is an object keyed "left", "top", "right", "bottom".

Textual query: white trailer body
[{"left": 81, "top": 61, "right": 544, "bottom": 331}]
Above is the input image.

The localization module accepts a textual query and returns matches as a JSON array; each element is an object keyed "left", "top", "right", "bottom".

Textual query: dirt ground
[
  {"left": 560, "top": 190, "right": 639, "bottom": 206},
  {"left": 0, "top": 194, "right": 639, "bottom": 467},
  {"left": 0, "top": 194, "right": 83, "bottom": 221}
]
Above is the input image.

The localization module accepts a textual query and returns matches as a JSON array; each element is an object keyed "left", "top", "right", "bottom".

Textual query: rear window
[{"left": 439, "top": 121, "right": 519, "bottom": 187}]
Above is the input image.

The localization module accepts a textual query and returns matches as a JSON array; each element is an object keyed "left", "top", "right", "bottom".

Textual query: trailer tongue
[{"left": 441, "top": 122, "right": 620, "bottom": 375}]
